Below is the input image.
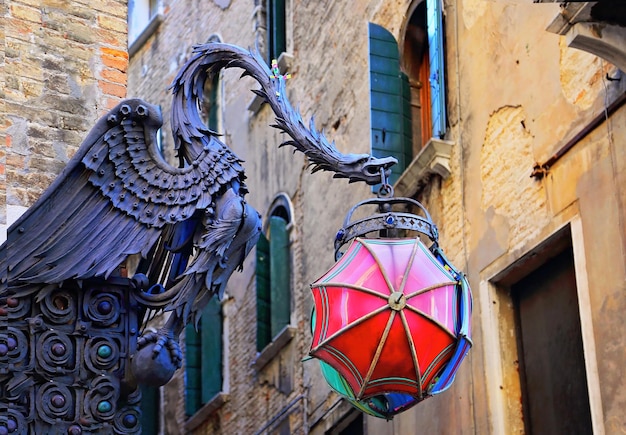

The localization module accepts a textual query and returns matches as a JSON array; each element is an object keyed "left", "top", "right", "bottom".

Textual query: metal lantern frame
[{"left": 309, "top": 189, "right": 472, "bottom": 419}]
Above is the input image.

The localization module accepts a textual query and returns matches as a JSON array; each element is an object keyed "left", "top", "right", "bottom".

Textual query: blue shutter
[
  {"left": 369, "top": 23, "right": 412, "bottom": 187},
  {"left": 427, "top": 0, "right": 446, "bottom": 138}
]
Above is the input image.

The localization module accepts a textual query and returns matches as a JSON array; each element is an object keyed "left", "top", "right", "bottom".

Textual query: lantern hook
[{"left": 377, "top": 168, "right": 394, "bottom": 199}]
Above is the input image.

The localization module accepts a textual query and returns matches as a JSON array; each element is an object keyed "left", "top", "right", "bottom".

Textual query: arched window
[{"left": 255, "top": 195, "right": 292, "bottom": 352}]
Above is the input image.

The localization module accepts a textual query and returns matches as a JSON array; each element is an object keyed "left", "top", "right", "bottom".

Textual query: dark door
[{"left": 512, "top": 248, "right": 593, "bottom": 435}]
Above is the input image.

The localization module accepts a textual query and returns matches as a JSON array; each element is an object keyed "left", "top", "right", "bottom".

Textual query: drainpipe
[{"left": 531, "top": 90, "right": 626, "bottom": 179}]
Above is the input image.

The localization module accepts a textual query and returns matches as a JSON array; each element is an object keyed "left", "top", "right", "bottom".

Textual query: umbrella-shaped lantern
[{"left": 309, "top": 195, "right": 472, "bottom": 419}]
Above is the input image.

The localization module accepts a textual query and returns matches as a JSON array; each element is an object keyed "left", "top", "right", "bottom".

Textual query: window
[
  {"left": 255, "top": 204, "right": 291, "bottom": 352},
  {"left": 128, "top": 0, "right": 161, "bottom": 55},
  {"left": 511, "top": 247, "right": 593, "bottom": 434},
  {"left": 184, "top": 65, "right": 224, "bottom": 417},
  {"left": 266, "top": 0, "right": 287, "bottom": 64},
  {"left": 369, "top": 22, "right": 413, "bottom": 186},
  {"left": 369, "top": 0, "right": 447, "bottom": 185},
  {"left": 185, "top": 297, "right": 223, "bottom": 416}
]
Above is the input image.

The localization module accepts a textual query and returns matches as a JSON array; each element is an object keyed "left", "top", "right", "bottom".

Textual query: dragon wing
[{"left": 1, "top": 99, "right": 244, "bottom": 292}]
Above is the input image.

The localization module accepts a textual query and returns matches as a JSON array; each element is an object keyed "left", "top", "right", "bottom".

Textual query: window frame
[
  {"left": 128, "top": 0, "right": 162, "bottom": 56},
  {"left": 253, "top": 194, "right": 295, "bottom": 371}
]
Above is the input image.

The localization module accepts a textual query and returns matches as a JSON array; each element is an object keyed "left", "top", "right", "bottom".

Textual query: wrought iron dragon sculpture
[{"left": 0, "top": 43, "right": 395, "bottom": 433}]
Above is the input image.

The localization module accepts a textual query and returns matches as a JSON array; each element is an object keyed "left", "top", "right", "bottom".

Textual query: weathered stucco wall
[{"left": 450, "top": 1, "right": 626, "bottom": 433}]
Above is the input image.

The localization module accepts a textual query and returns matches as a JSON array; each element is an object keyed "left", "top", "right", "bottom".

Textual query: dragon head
[{"left": 330, "top": 153, "right": 398, "bottom": 185}]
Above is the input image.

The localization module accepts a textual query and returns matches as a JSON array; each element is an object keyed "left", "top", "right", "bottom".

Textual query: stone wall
[{"left": 2, "top": 0, "right": 128, "bottom": 241}]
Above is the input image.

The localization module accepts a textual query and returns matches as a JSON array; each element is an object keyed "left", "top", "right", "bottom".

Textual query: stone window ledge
[
  {"left": 185, "top": 392, "right": 229, "bottom": 432},
  {"left": 394, "top": 138, "right": 454, "bottom": 197},
  {"left": 247, "top": 52, "right": 295, "bottom": 114},
  {"left": 251, "top": 325, "right": 296, "bottom": 371}
]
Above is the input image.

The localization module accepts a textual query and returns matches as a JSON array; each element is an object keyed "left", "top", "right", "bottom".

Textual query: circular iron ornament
[
  {"left": 36, "top": 383, "right": 74, "bottom": 423},
  {"left": 113, "top": 407, "right": 141, "bottom": 434},
  {"left": 84, "top": 376, "right": 119, "bottom": 422},
  {"left": 67, "top": 425, "right": 83, "bottom": 435},
  {"left": 5, "top": 296, "right": 30, "bottom": 320},
  {"left": 0, "top": 409, "right": 27, "bottom": 435},
  {"left": 37, "top": 330, "right": 74, "bottom": 374},
  {"left": 40, "top": 288, "right": 76, "bottom": 325},
  {"left": 85, "top": 290, "right": 121, "bottom": 327},
  {"left": 85, "top": 337, "right": 120, "bottom": 373},
  {"left": 3, "top": 327, "right": 29, "bottom": 368}
]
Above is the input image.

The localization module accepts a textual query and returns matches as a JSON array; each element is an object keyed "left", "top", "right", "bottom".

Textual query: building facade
[
  {"left": 2, "top": 0, "right": 129, "bottom": 241},
  {"left": 3, "top": 0, "right": 625, "bottom": 434},
  {"left": 125, "top": 0, "right": 626, "bottom": 434}
]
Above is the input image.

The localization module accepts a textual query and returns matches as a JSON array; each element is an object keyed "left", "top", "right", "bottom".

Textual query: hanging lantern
[{"left": 308, "top": 193, "right": 472, "bottom": 419}]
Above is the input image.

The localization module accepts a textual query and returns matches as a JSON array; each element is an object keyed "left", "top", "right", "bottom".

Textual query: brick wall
[{"left": 2, "top": 0, "right": 128, "bottom": 236}]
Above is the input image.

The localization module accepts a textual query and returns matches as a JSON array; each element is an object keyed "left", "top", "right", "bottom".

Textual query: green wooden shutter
[
  {"left": 208, "top": 74, "right": 219, "bottom": 131},
  {"left": 427, "top": 0, "right": 446, "bottom": 138},
  {"left": 185, "top": 324, "right": 202, "bottom": 415},
  {"left": 201, "top": 297, "right": 222, "bottom": 403},
  {"left": 267, "top": 0, "right": 286, "bottom": 62},
  {"left": 256, "top": 233, "right": 272, "bottom": 351},
  {"left": 369, "top": 22, "right": 412, "bottom": 187},
  {"left": 269, "top": 216, "right": 290, "bottom": 338},
  {"left": 140, "top": 385, "right": 159, "bottom": 433}
]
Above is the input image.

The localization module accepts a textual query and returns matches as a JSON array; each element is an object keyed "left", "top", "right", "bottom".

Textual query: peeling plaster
[
  {"left": 462, "top": 0, "right": 487, "bottom": 30},
  {"left": 480, "top": 105, "right": 547, "bottom": 251},
  {"left": 559, "top": 37, "right": 605, "bottom": 110}
]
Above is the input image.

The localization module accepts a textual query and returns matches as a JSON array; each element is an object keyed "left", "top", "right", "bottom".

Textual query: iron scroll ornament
[{"left": 0, "top": 43, "right": 396, "bottom": 433}]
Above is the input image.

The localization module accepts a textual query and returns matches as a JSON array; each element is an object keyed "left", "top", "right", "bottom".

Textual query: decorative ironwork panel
[{"left": 1, "top": 280, "right": 142, "bottom": 434}]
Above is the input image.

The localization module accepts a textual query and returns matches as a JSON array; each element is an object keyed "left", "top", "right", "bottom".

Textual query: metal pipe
[{"left": 531, "top": 91, "right": 626, "bottom": 179}]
